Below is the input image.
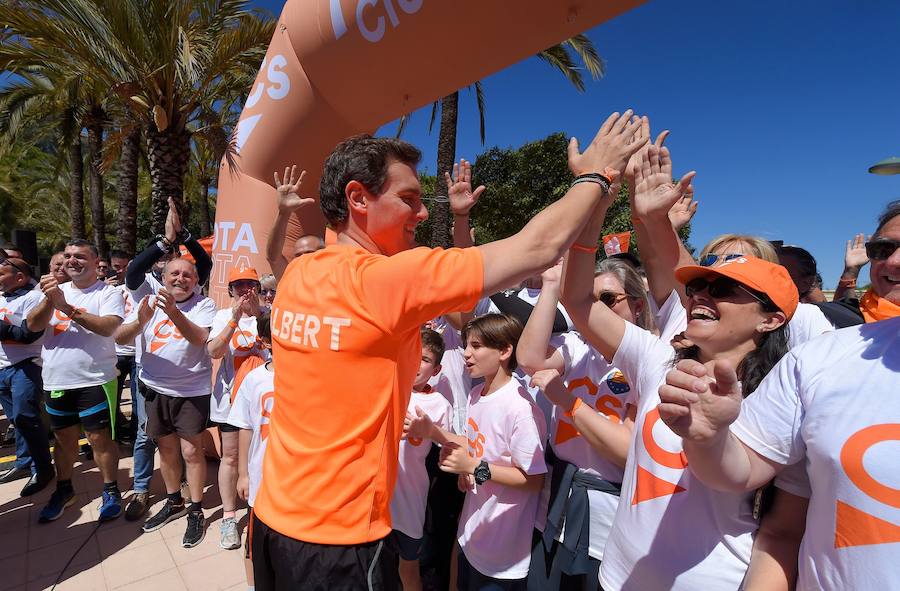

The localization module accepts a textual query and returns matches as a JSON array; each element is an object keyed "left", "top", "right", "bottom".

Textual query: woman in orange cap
[
  {"left": 207, "top": 266, "right": 270, "bottom": 551},
  {"left": 528, "top": 141, "right": 799, "bottom": 591}
]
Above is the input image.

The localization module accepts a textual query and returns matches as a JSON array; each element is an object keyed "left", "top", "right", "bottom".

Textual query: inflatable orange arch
[{"left": 210, "top": 0, "right": 644, "bottom": 305}]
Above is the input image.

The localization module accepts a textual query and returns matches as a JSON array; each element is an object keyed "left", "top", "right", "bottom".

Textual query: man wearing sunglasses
[
  {"left": 857, "top": 201, "right": 900, "bottom": 321},
  {"left": 0, "top": 256, "right": 54, "bottom": 495}
]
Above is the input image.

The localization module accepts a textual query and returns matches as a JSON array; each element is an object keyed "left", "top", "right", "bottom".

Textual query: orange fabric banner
[{"left": 210, "top": 0, "right": 645, "bottom": 305}]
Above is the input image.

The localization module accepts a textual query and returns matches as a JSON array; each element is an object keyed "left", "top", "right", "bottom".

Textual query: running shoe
[
  {"left": 219, "top": 516, "right": 240, "bottom": 550},
  {"left": 38, "top": 486, "right": 76, "bottom": 523},
  {"left": 182, "top": 509, "right": 205, "bottom": 548},
  {"left": 142, "top": 499, "right": 187, "bottom": 532},
  {"left": 98, "top": 489, "right": 123, "bottom": 521}
]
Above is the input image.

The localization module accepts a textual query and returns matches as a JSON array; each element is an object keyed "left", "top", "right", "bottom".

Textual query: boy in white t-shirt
[
  {"left": 407, "top": 313, "right": 547, "bottom": 590},
  {"left": 390, "top": 328, "right": 452, "bottom": 591},
  {"left": 227, "top": 313, "right": 275, "bottom": 591}
]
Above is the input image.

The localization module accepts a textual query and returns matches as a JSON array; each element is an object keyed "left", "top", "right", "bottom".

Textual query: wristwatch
[{"left": 473, "top": 460, "right": 491, "bottom": 485}]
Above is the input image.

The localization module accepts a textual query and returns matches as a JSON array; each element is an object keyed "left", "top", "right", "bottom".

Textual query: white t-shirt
[
  {"left": 390, "top": 388, "right": 452, "bottom": 539},
  {"left": 209, "top": 309, "right": 270, "bottom": 422},
  {"left": 226, "top": 362, "right": 276, "bottom": 506},
  {"left": 0, "top": 288, "right": 44, "bottom": 368},
  {"left": 114, "top": 285, "right": 137, "bottom": 357},
  {"left": 129, "top": 271, "right": 164, "bottom": 301},
  {"left": 547, "top": 331, "right": 631, "bottom": 560},
  {"left": 654, "top": 294, "right": 833, "bottom": 351},
  {"left": 600, "top": 323, "right": 756, "bottom": 591},
  {"left": 131, "top": 293, "right": 216, "bottom": 397},
  {"left": 732, "top": 317, "right": 900, "bottom": 591},
  {"left": 457, "top": 378, "right": 548, "bottom": 580},
  {"left": 41, "top": 281, "right": 124, "bottom": 390}
]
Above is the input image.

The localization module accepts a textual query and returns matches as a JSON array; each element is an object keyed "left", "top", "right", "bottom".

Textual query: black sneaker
[
  {"left": 20, "top": 469, "right": 54, "bottom": 497},
  {"left": 182, "top": 509, "right": 205, "bottom": 548},
  {"left": 141, "top": 499, "right": 187, "bottom": 533},
  {"left": 0, "top": 465, "right": 30, "bottom": 484}
]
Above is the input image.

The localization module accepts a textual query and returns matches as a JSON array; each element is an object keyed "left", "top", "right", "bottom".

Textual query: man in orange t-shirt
[{"left": 251, "top": 112, "right": 648, "bottom": 590}]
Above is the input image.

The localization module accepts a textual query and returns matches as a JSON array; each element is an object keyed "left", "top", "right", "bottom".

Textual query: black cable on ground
[{"left": 50, "top": 520, "right": 103, "bottom": 591}]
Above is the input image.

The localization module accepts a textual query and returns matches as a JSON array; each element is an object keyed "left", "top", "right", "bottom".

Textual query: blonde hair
[
  {"left": 699, "top": 234, "right": 778, "bottom": 263},
  {"left": 595, "top": 258, "right": 656, "bottom": 332}
]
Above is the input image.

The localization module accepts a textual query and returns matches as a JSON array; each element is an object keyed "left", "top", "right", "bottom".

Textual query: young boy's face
[
  {"left": 414, "top": 346, "right": 441, "bottom": 388},
  {"left": 463, "top": 335, "right": 510, "bottom": 379}
]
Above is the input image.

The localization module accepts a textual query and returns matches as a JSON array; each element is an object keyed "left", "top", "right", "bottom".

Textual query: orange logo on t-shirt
[
  {"left": 51, "top": 308, "right": 85, "bottom": 335},
  {"left": 467, "top": 417, "right": 485, "bottom": 458},
  {"left": 259, "top": 391, "right": 275, "bottom": 441},
  {"left": 835, "top": 423, "right": 900, "bottom": 548},
  {"left": 632, "top": 407, "right": 687, "bottom": 504},
  {"left": 555, "top": 376, "right": 627, "bottom": 447},
  {"left": 149, "top": 319, "right": 183, "bottom": 353}
]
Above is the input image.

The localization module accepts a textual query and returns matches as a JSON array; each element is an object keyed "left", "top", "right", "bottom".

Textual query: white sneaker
[{"left": 219, "top": 516, "right": 240, "bottom": 550}]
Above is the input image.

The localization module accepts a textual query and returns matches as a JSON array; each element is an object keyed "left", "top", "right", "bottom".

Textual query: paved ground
[{"left": 0, "top": 405, "right": 249, "bottom": 590}]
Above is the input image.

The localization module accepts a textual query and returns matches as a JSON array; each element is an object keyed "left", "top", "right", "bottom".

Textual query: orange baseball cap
[
  {"left": 228, "top": 267, "right": 260, "bottom": 284},
  {"left": 675, "top": 255, "right": 799, "bottom": 320}
]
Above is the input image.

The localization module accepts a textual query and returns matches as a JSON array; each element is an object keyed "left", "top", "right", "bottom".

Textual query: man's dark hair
[
  {"left": 776, "top": 244, "right": 818, "bottom": 297},
  {"left": 257, "top": 312, "right": 271, "bottom": 341},
  {"left": 319, "top": 134, "right": 422, "bottom": 227},
  {"left": 65, "top": 239, "right": 99, "bottom": 257},
  {"left": 420, "top": 328, "right": 445, "bottom": 364},
  {"left": 875, "top": 199, "right": 900, "bottom": 236},
  {"left": 109, "top": 249, "right": 132, "bottom": 260}
]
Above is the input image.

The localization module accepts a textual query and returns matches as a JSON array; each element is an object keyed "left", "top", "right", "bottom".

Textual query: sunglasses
[
  {"left": 699, "top": 253, "right": 744, "bottom": 267},
  {"left": 865, "top": 239, "right": 900, "bottom": 261},
  {"left": 0, "top": 256, "right": 31, "bottom": 276},
  {"left": 260, "top": 289, "right": 276, "bottom": 297},
  {"left": 685, "top": 276, "right": 771, "bottom": 307},
  {"left": 597, "top": 291, "right": 629, "bottom": 307}
]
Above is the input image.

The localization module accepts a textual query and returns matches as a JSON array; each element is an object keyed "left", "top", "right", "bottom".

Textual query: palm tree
[
  {"left": 0, "top": 0, "right": 274, "bottom": 234},
  {"left": 398, "top": 35, "right": 604, "bottom": 247}
]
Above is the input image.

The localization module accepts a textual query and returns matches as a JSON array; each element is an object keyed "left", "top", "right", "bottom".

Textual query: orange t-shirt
[{"left": 253, "top": 244, "right": 484, "bottom": 544}]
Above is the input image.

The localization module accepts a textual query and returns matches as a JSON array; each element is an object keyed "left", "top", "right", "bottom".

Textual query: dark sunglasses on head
[
  {"left": 685, "top": 276, "right": 770, "bottom": 307},
  {"left": 865, "top": 239, "right": 900, "bottom": 261},
  {"left": 597, "top": 291, "right": 629, "bottom": 307},
  {"left": 699, "top": 253, "right": 744, "bottom": 267}
]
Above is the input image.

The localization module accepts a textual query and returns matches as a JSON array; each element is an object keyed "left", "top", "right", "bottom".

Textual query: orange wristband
[
  {"left": 564, "top": 397, "right": 584, "bottom": 418},
  {"left": 571, "top": 243, "right": 598, "bottom": 254}
]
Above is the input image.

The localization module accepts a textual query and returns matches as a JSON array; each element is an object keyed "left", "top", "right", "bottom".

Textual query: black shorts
[
  {"left": 390, "top": 530, "right": 422, "bottom": 561},
  {"left": 210, "top": 420, "right": 241, "bottom": 433},
  {"left": 146, "top": 390, "right": 210, "bottom": 439},
  {"left": 45, "top": 383, "right": 114, "bottom": 433},
  {"left": 250, "top": 513, "right": 399, "bottom": 591},
  {"left": 457, "top": 544, "right": 526, "bottom": 591}
]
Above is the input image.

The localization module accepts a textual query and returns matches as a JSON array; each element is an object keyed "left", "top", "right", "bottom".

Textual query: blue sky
[{"left": 274, "top": 1, "right": 899, "bottom": 285}]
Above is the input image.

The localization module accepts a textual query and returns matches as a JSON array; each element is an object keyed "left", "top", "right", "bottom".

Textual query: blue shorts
[{"left": 391, "top": 529, "right": 422, "bottom": 561}]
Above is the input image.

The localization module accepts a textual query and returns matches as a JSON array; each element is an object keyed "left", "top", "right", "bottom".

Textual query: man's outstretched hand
[
  {"left": 273, "top": 165, "right": 315, "bottom": 214},
  {"left": 567, "top": 110, "right": 649, "bottom": 180},
  {"left": 446, "top": 158, "right": 485, "bottom": 216}
]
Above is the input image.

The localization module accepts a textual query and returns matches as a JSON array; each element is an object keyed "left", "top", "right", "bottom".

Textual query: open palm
[
  {"left": 273, "top": 165, "right": 314, "bottom": 213},
  {"left": 632, "top": 145, "right": 696, "bottom": 221},
  {"left": 445, "top": 159, "right": 485, "bottom": 216}
]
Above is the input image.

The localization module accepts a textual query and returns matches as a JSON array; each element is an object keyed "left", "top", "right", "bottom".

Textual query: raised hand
[
  {"left": 632, "top": 144, "right": 696, "bottom": 222},
  {"left": 439, "top": 441, "right": 478, "bottom": 475},
  {"left": 155, "top": 288, "right": 178, "bottom": 316},
  {"left": 164, "top": 197, "right": 182, "bottom": 243},
  {"left": 844, "top": 233, "right": 869, "bottom": 271},
  {"left": 403, "top": 406, "right": 434, "bottom": 441},
  {"left": 568, "top": 110, "right": 649, "bottom": 180},
  {"left": 540, "top": 259, "right": 564, "bottom": 286},
  {"left": 273, "top": 165, "right": 314, "bottom": 214},
  {"left": 39, "top": 274, "right": 67, "bottom": 310},
  {"left": 445, "top": 159, "right": 485, "bottom": 216},
  {"left": 231, "top": 293, "right": 250, "bottom": 321},
  {"left": 657, "top": 359, "right": 743, "bottom": 443},
  {"left": 668, "top": 190, "right": 698, "bottom": 232},
  {"left": 137, "top": 295, "right": 154, "bottom": 325}
]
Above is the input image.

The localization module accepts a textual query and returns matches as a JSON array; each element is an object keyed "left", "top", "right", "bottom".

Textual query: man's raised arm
[{"left": 477, "top": 111, "right": 648, "bottom": 296}]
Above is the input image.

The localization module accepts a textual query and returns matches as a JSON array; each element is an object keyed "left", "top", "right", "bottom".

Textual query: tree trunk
[
  {"left": 86, "top": 107, "right": 108, "bottom": 259},
  {"left": 146, "top": 122, "right": 191, "bottom": 234},
  {"left": 115, "top": 126, "right": 140, "bottom": 256},
  {"left": 67, "top": 133, "right": 86, "bottom": 240},
  {"left": 199, "top": 177, "right": 212, "bottom": 237},
  {"left": 432, "top": 92, "right": 458, "bottom": 248}
]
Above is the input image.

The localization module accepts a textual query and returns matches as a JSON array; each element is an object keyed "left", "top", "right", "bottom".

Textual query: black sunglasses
[
  {"left": 598, "top": 291, "right": 629, "bottom": 307},
  {"left": 699, "top": 253, "right": 744, "bottom": 267},
  {"left": 685, "top": 276, "right": 770, "bottom": 307},
  {"left": 865, "top": 239, "right": 900, "bottom": 261},
  {"left": 0, "top": 255, "right": 31, "bottom": 277}
]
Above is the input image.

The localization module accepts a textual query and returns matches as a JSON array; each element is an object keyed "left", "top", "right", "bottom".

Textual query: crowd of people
[{"left": 0, "top": 111, "right": 898, "bottom": 591}]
